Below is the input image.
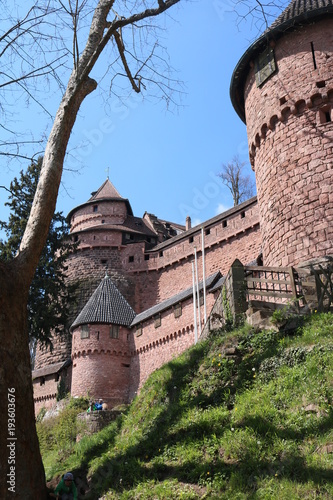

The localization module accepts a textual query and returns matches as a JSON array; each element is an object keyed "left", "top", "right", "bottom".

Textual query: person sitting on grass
[{"left": 50, "top": 472, "right": 78, "bottom": 500}]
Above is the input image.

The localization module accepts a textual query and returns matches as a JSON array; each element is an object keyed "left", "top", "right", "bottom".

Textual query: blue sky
[{"left": 0, "top": 1, "right": 286, "bottom": 236}]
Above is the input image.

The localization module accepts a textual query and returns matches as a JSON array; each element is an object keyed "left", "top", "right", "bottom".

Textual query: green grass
[{"left": 38, "top": 312, "right": 333, "bottom": 499}]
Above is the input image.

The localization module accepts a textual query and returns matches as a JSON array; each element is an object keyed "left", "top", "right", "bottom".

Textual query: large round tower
[
  {"left": 230, "top": 0, "right": 333, "bottom": 266},
  {"left": 66, "top": 178, "right": 138, "bottom": 310}
]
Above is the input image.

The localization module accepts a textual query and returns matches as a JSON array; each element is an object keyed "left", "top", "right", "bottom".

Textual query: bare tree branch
[{"left": 217, "top": 155, "right": 256, "bottom": 206}]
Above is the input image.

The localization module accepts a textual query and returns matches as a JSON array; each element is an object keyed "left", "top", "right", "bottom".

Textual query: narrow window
[
  {"left": 222, "top": 220, "right": 227, "bottom": 228},
  {"left": 310, "top": 42, "right": 317, "bottom": 70},
  {"left": 129, "top": 256, "right": 134, "bottom": 263},
  {"left": 136, "top": 325, "right": 143, "bottom": 337},
  {"left": 319, "top": 106, "right": 332, "bottom": 124},
  {"left": 110, "top": 325, "right": 119, "bottom": 339},
  {"left": 205, "top": 228, "right": 210, "bottom": 236},
  {"left": 154, "top": 314, "right": 161, "bottom": 328},
  {"left": 159, "top": 251, "right": 163, "bottom": 257},
  {"left": 93, "top": 205, "right": 98, "bottom": 213},
  {"left": 189, "top": 236, "right": 194, "bottom": 243},
  {"left": 73, "top": 235, "right": 78, "bottom": 242},
  {"left": 241, "top": 211, "right": 245, "bottom": 219},
  {"left": 173, "top": 303, "right": 182, "bottom": 318},
  {"left": 81, "top": 325, "right": 89, "bottom": 339},
  {"left": 255, "top": 46, "right": 276, "bottom": 87}
]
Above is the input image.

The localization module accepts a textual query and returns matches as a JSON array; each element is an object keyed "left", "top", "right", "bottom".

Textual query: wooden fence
[{"left": 244, "top": 265, "right": 302, "bottom": 305}]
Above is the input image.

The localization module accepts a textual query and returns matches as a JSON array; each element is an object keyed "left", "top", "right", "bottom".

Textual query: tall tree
[
  {"left": 0, "top": 157, "right": 77, "bottom": 365},
  {"left": 0, "top": 1, "right": 182, "bottom": 498},
  {"left": 217, "top": 155, "right": 256, "bottom": 206}
]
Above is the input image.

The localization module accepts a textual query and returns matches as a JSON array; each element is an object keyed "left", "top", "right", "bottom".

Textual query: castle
[{"left": 32, "top": 0, "right": 333, "bottom": 413}]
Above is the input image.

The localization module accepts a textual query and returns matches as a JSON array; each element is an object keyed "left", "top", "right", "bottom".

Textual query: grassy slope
[{"left": 38, "top": 312, "right": 333, "bottom": 499}]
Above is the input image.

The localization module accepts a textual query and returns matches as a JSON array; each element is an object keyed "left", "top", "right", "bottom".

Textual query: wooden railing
[{"left": 244, "top": 265, "right": 302, "bottom": 304}]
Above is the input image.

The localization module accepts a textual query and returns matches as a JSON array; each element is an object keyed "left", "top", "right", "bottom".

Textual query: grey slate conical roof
[
  {"left": 71, "top": 275, "right": 136, "bottom": 330},
  {"left": 230, "top": 0, "right": 333, "bottom": 122}
]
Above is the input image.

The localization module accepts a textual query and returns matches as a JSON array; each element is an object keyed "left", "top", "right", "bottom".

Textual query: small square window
[
  {"left": 319, "top": 106, "right": 332, "bottom": 124},
  {"left": 144, "top": 254, "right": 150, "bottom": 261},
  {"left": 154, "top": 314, "right": 161, "bottom": 328},
  {"left": 205, "top": 228, "right": 210, "bottom": 236},
  {"left": 110, "top": 325, "right": 119, "bottom": 339},
  {"left": 93, "top": 205, "right": 98, "bottom": 212},
  {"left": 81, "top": 325, "right": 89, "bottom": 339},
  {"left": 129, "top": 256, "right": 134, "bottom": 263},
  {"left": 136, "top": 325, "right": 143, "bottom": 337}
]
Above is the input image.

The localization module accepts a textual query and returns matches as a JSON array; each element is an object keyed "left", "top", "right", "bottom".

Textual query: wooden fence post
[{"left": 224, "top": 259, "right": 247, "bottom": 325}]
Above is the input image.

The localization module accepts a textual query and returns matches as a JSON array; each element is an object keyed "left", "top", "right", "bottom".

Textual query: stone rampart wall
[{"left": 129, "top": 290, "right": 216, "bottom": 399}]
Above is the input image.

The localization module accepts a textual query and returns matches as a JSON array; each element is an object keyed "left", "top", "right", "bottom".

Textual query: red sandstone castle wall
[
  {"left": 33, "top": 366, "right": 72, "bottom": 415},
  {"left": 132, "top": 203, "right": 261, "bottom": 312},
  {"left": 245, "top": 19, "right": 333, "bottom": 266},
  {"left": 129, "top": 292, "right": 216, "bottom": 400},
  {"left": 34, "top": 334, "right": 72, "bottom": 371},
  {"left": 70, "top": 200, "right": 128, "bottom": 232},
  {"left": 71, "top": 324, "right": 131, "bottom": 406}
]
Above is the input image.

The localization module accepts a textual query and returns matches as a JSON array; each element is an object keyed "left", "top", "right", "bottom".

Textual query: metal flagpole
[
  {"left": 201, "top": 227, "right": 207, "bottom": 324},
  {"left": 192, "top": 262, "right": 198, "bottom": 344},
  {"left": 194, "top": 246, "right": 201, "bottom": 335}
]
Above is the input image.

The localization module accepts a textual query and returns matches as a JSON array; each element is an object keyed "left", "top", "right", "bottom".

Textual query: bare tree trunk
[
  {"left": 0, "top": 74, "right": 97, "bottom": 500},
  {"left": 0, "top": 2, "right": 181, "bottom": 496},
  {"left": 0, "top": 263, "right": 47, "bottom": 499}
]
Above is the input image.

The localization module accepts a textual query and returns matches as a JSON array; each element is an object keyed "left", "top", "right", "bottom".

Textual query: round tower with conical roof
[
  {"left": 231, "top": 0, "right": 333, "bottom": 266},
  {"left": 66, "top": 179, "right": 137, "bottom": 311},
  {"left": 71, "top": 275, "right": 136, "bottom": 407}
]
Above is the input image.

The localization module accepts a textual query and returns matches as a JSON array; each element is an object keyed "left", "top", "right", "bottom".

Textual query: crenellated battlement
[{"left": 249, "top": 88, "right": 333, "bottom": 166}]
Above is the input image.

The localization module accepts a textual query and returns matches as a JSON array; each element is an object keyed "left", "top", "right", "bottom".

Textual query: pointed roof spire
[
  {"left": 71, "top": 276, "right": 136, "bottom": 330},
  {"left": 89, "top": 179, "right": 122, "bottom": 201},
  {"left": 67, "top": 178, "right": 133, "bottom": 219}
]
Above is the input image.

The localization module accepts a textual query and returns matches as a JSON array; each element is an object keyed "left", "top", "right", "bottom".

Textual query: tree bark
[
  {"left": 0, "top": 262, "right": 47, "bottom": 499},
  {"left": 0, "top": 1, "right": 181, "bottom": 497}
]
